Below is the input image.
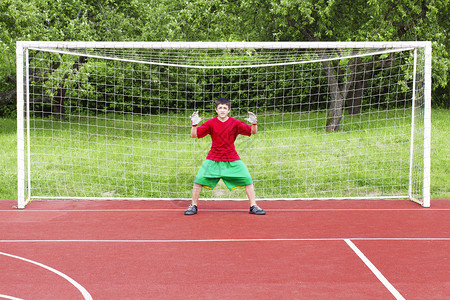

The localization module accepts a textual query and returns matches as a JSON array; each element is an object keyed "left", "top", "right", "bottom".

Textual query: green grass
[
  {"left": 429, "top": 109, "right": 450, "bottom": 197},
  {"left": 1, "top": 108, "right": 449, "bottom": 201},
  {"left": 0, "top": 119, "right": 16, "bottom": 200}
]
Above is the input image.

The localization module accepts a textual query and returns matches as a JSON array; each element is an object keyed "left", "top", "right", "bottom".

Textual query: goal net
[{"left": 16, "top": 42, "right": 431, "bottom": 208}]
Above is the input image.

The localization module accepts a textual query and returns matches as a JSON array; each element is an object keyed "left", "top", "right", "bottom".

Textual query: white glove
[
  {"left": 190, "top": 111, "right": 203, "bottom": 126},
  {"left": 244, "top": 111, "right": 257, "bottom": 125}
]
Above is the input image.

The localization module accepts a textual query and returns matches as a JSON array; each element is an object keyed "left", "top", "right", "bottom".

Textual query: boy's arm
[
  {"left": 191, "top": 126, "right": 198, "bottom": 138},
  {"left": 245, "top": 112, "right": 257, "bottom": 135},
  {"left": 189, "top": 111, "right": 203, "bottom": 138}
]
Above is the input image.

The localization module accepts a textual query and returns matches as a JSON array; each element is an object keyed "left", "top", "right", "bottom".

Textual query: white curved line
[
  {"left": 0, "top": 294, "right": 24, "bottom": 300},
  {"left": 0, "top": 251, "right": 92, "bottom": 300}
]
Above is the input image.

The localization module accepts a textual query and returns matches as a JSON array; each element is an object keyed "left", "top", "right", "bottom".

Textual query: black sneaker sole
[{"left": 249, "top": 211, "right": 266, "bottom": 215}]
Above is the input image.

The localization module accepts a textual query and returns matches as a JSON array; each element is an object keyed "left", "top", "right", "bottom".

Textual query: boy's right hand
[{"left": 190, "top": 111, "right": 203, "bottom": 126}]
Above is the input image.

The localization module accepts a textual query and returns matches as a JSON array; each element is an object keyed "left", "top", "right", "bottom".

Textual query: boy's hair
[{"left": 216, "top": 97, "right": 231, "bottom": 109}]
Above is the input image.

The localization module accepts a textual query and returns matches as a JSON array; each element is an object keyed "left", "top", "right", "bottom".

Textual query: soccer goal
[{"left": 16, "top": 41, "right": 431, "bottom": 208}]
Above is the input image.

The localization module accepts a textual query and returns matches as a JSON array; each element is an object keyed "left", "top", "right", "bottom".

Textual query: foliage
[{"left": 0, "top": 0, "right": 448, "bottom": 118}]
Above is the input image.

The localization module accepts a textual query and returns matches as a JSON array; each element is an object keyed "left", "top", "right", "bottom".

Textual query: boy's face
[{"left": 215, "top": 104, "right": 231, "bottom": 119}]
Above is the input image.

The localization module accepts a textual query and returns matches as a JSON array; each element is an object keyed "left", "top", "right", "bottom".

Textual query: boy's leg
[
  {"left": 185, "top": 183, "right": 202, "bottom": 215},
  {"left": 245, "top": 184, "right": 256, "bottom": 207},
  {"left": 191, "top": 182, "right": 202, "bottom": 206},
  {"left": 246, "top": 184, "right": 266, "bottom": 215}
]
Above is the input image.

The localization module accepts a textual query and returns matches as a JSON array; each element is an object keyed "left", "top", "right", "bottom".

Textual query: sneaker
[
  {"left": 249, "top": 205, "right": 266, "bottom": 215},
  {"left": 184, "top": 204, "right": 198, "bottom": 215}
]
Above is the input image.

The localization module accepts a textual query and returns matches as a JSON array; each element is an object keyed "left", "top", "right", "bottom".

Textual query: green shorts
[{"left": 194, "top": 160, "right": 253, "bottom": 191}]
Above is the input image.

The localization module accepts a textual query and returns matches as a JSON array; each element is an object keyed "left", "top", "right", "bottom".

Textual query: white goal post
[{"left": 16, "top": 41, "right": 431, "bottom": 208}]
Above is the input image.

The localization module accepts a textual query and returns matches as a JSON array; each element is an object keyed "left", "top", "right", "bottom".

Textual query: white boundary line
[
  {"left": 2, "top": 208, "right": 450, "bottom": 212},
  {"left": 26, "top": 196, "right": 411, "bottom": 200},
  {"left": 0, "top": 238, "right": 449, "bottom": 243},
  {"left": 345, "top": 239, "right": 405, "bottom": 300},
  {"left": 0, "top": 251, "right": 92, "bottom": 300}
]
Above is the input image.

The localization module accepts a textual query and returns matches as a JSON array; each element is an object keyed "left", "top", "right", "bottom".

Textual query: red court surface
[{"left": 0, "top": 199, "right": 449, "bottom": 299}]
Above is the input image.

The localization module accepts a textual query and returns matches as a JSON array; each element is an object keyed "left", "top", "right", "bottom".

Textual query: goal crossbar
[{"left": 18, "top": 41, "right": 429, "bottom": 49}]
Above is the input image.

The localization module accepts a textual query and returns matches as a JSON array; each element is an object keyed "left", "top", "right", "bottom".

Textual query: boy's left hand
[{"left": 245, "top": 111, "right": 257, "bottom": 125}]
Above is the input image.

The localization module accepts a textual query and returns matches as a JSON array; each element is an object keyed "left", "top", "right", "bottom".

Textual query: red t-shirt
[{"left": 196, "top": 117, "right": 251, "bottom": 161}]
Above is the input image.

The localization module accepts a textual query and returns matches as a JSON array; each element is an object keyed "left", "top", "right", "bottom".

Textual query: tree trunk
[
  {"left": 347, "top": 59, "right": 366, "bottom": 115},
  {"left": 325, "top": 92, "right": 345, "bottom": 132},
  {"left": 322, "top": 57, "right": 356, "bottom": 132},
  {"left": 297, "top": 26, "right": 357, "bottom": 131},
  {"left": 0, "top": 89, "right": 16, "bottom": 106},
  {"left": 53, "top": 56, "right": 88, "bottom": 119}
]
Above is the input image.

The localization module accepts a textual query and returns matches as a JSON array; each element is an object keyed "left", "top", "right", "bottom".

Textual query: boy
[{"left": 185, "top": 97, "right": 266, "bottom": 215}]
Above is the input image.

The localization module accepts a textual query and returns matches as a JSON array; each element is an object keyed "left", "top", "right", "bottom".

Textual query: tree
[
  {"left": 266, "top": 0, "right": 449, "bottom": 126},
  {"left": 0, "top": 0, "right": 149, "bottom": 116},
  {"left": 1, "top": 0, "right": 448, "bottom": 117},
  {"left": 135, "top": 0, "right": 449, "bottom": 125}
]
